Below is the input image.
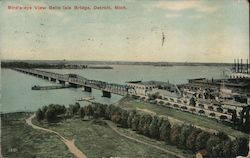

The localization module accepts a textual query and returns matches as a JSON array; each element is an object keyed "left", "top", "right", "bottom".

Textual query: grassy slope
[
  {"left": 118, "top": 98, "right": 248, "bottom": 138},
  {"left": 1, "top": 112, "right": 74, "bottom": 158},
  {"left": 34, "top": 118, "right": 194, "bottom": 158}
]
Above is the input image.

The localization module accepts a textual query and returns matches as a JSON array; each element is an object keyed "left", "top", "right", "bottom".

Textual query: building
[{"left": 126, "top": 80, "right": 176, "bottom": 96}]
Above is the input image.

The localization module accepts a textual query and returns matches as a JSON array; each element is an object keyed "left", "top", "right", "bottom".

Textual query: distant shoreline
[{"left": 1, "top": 60, "right": 233, "bottom": 68}]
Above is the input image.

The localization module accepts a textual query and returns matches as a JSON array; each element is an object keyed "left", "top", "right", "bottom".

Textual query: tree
[
  {"left": 206, "top": 136, "right": 221, "bottom": 157},
  {"left": 94, "top": 103, "right": 106, "bottom": 118},
  {"left": 120, "top": 110, "right": 129, "bottom": 128},
  {"left": 137, "top": 114, "right": 148, "bottom": 134},
  {"left": 141, "top": 114, "right": 152, "bottom": 136},
  {"left": 149, "top": 116, "right": 160, "bottom": 139},
  {"left": 131, "top": 113, "right": 140, "bottom": 131},
  {"left": 159, "top": 119, "right": 171, "bottom": 142},
  {"left": 211, "top": 142, "right": 224, "bottom": 157},
  {"left": 231, "top": 109, "right": 238, "bottom": 125},
  {"left": 53, "top": 104, "right": 66, "bottom": 115},
  {"left": 65, "top": 108, "right": 73, "bottom": 118},
  {"left": 68, "top": 104, "right": 75, "bottom": 116},
  {"left": 236, "top": 137, "right": 249, "bottom": 156},
  {"left": 74, "top": 102, "right": 80, "bottom": 115},
  {"left": 45, "top": 106, "right": 57, "bottom": 122},
  {"left": 127, "top": 110, "right": 136, "bottom": 128},
  {"left": 85, "top": 105, "right": 94, "bottom": 119},
  {"left": 195, "top": 131, "right": 211, "bottom": 151},
  {"left": 222, "top": 140, "right": 233, "bottom": 158},
  {"left": 111, "top": 110, "right": 122, "bottom": 124},
  {"left": 69, "top": 103, "right": 80, "bottom": 116},
  {"left": 36, "top": 108, "right": 44, "bottom": 121},
  {"left": 216, "top": 132, "right": 229, "bottom": 141},
  {"left": 104, "top": 105, "right": 112, "bottom": 120},
  {"left": 186, "top": 128, "right": 201, "bottom": 151},
  {"left": 179, "top": 125, "right": 192, "bottom": 148},
  {"left": 189, "top": 97, "right": 196, "bottom": 106},
  {"left": 231, "top": 139, "right": 240, "bottom": 156},
  {"left": 42, "top": 105, "right": 48, "bottom": 115},
  {"left": 79, "top": 107, "right": 85, "bottom": 120},
  {"left": 170, "top": 125, "right": 181, "bottom": 145}
]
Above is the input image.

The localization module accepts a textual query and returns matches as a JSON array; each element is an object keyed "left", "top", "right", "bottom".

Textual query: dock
[
  {"left": 77, "top": 96, "right": 96, "bottom": 103},
  {"left": 31, "top": 85, "right": 71, "bottom": 90}
]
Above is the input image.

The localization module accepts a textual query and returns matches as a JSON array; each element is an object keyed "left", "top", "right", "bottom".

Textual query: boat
[{"left": 77, "top": 96, "right": 95, "bottom": 101}]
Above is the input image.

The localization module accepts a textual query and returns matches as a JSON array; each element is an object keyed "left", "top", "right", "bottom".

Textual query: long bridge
[{"left": 14, "top": 68, "right": 131, "bottom": 98}]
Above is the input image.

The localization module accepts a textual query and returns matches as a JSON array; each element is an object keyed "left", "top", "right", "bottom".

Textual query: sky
[{"left": 0, "top": 0, "right": 249, "bottom": 63}]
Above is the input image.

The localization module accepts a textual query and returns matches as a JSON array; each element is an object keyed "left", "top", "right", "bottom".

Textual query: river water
[{"left": 1, "top": 65, "right": 228, "bottom": 113}]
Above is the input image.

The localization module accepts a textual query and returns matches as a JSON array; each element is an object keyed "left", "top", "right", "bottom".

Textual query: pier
[
  {"left": 31, "top": 85, "right": 71, "bottom": 90},
  {"left": 14, "top": 68, "right": 129, "bottom": 98}
]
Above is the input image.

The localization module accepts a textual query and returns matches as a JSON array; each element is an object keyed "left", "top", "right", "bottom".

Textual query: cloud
[
  {"left": 165, "top": 13, "right": 182, "bottom": 18},
  {"left": 153, "top": 1, "right": 218, "bottom": 13},
  {"left": 187, "top": 15, "right": 203, "bottom": 19}
]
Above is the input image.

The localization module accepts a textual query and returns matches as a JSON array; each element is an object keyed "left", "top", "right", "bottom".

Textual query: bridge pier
[
  {"left": 84, "top": 86, "right": 92, "bottom": 92},
  {"left": 38, "top": 75, "right": 43, "bottom": 78},
  {"left": 102, "top": 91, "right": 111, "bottom": 98},
  {"left": 58, "top": 80, "right": 65, "bottom": 84},
  {"left": 69, "top": 83, "right": 80, "bottom": 88},
  {"left": 44, "top": 76, "right": 49, "bottom": 80},
  {"left": 51, "top": 78, "right": 57, "bottom": 82}
]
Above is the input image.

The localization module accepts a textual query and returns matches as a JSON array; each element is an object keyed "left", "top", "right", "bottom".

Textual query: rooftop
[
  {"left": 221, "top": 100, "right": 249, "bottom": 107},
  {"left": 150, "top": 89, "right": 182, "bottom": 98}
]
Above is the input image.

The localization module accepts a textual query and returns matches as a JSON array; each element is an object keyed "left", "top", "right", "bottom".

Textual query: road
[{"left": 26, "top": 114, "right": 87, "bottom": 158}]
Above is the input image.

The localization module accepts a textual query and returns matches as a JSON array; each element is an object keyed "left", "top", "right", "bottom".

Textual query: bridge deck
[{"left": 14, "top": 68, "right": 129, "bottom": 96}]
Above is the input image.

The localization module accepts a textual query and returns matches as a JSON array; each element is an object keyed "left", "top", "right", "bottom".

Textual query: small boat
[
  {"left": 32, "top": 85, "right": 39, "bottom": 90},
  {"left": 77, "top": 96, "right": 95, "bottom": 101}
]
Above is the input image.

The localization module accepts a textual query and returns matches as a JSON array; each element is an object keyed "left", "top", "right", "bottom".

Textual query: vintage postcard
[{"left": 0, "top": 0, "right": 249, "bottom": 158}]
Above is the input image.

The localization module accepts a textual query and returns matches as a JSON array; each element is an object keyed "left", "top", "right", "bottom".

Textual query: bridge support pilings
[
  {"left": 69, "top": 83, "right": 80, "bottom": 88},
  {"left": 84, "top": 86, "right": 92, "bottom": 92},
  {"left": 102, "top": 91, "right": 111, "bottom": 98},
  {"left": 50, "top": 78, "right": 57, "bottom": 82},
  {"left": 58, "top": 80, "right": 65, "bottom": 84}
]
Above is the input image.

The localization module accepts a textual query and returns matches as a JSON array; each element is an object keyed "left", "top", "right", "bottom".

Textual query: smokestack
[
  {"left": 247, "top": 59, "right": 249, "bottom": 73},
  {"left": 234, "top": 59, "right": 236, "bottom": 72},
  {"left": 237, "top": 59, "right": 239, "bottom": 73},
  {"left": 240, "top": 59, "right": 243, "bottom": 73}
]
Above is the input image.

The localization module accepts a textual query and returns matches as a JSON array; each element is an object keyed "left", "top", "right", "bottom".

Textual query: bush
[
  {"left": 190, "top": 108, "right": 196, "bottom": 113},
  {"left": 173, "top": 104, "right": 179, "bottom": 108},
  {"left": 209, "top": 113, "right": 215, "bottom": 117},
  {"left": 217, "top": 107, "right": 223, "bottom": 113},
  {"left": 181, "top": 106, "right": 187, "bottom": 110},
  {"left": 198, "top": 110, "right": 205, "bottom": 114},
  {"left": 220, "top": 115, "right": 227, "bottom": 120}
]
